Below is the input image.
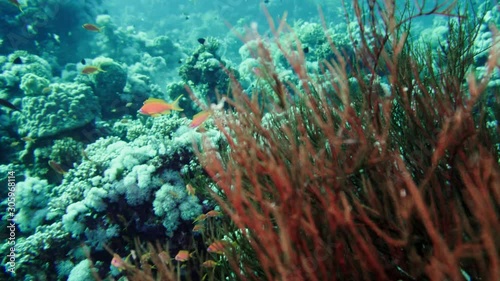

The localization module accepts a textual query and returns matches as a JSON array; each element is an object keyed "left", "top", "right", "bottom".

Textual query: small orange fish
[
  {"left": 82, "top": 23, "right": 103, "bottom": 32},
  {"left": 48, "top": 160, "right": 67, "bottom": 174},
  {"left": 186, "top": 184, "right": 195, "bottom": 196},
  {"left": 175, "top": 250, "right": 191, "bottom": 262},
  {"left": 205, "top": 210, "right": 221, "bottom": 218},
  {"left": 193, "top": 214, "right": 206, "bottom": 223},
  {"left": 189, "top": 110, "right": 212, "bottom": 128},
  {"left": 111, "top": 254, "right": 126, "bottom": 271},
  {"left": 207, "top": 241, "right": 229, "bottom": 255},
  {"left": 138, "top": 95, "right": 183, "bottom": 117},
  {"left": 192, "top": 224, "right": 204, "bottom": 233},
  {"left": 201, "top": 260, "right": 218, "bottom": 268},
  {"left": 81, "top": 65, "right": 105, "bottom": 75},
  {"left": 81, "top": 149, "right": 92, "bottom": 161},
  {"left": 8, "top": 0, "right": 23, "bottom": 12}
]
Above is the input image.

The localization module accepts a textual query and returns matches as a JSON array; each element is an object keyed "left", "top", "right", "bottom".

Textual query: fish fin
[
  {"left": 151, "top": 114, "right": 161, "bottom": 117},
  {"left": 170, "top": 94, "right": 184, "bottom": 111},
  {"left": 143, "top": 98, "right": 167, "bottom": 104},
  {"left": 160, "top": 110, "right": 171, "bottom": 115}
]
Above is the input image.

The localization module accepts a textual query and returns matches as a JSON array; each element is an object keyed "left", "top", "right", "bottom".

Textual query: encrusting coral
[{"left": 13, "top": 78, "right": 100, "bottom": 138}]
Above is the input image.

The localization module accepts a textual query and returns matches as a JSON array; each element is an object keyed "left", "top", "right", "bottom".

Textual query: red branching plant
[{"left": 196, "top": 1, "right": 499, "bottom": 280}]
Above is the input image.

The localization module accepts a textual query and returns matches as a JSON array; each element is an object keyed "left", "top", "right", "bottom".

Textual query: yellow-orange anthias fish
[
  {"left": 175, "top": 250, "right": 191, "bottom": 262},
  {"left": 81, "top": 65, "right": 105, "bottom": 75},
  {"left": 192, "top": 224, "right": 204, "bottom": 233},
  {"left": 138, "top": 95, "right": 183, "bottom": 117},
  {"left": 201, "top": 260, "right": 218, "bottom": 268},
  {"left": 186, "top": 183, "right": 195, "bottom": 196},
  {"left": 207, "top": 241, "right": 229, "bottom": 255},
  {"left": 189, "top": 110, "right": 212, "bottom": 128},
  {"left": 205, "top": 210, "right": 221, "bottom": 218},
  {"left": 111, "top": 254, "right": 126, "bottom": 271}
]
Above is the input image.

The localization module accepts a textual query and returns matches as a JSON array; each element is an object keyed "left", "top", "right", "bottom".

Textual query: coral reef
[
  {"left": 13, "top": 79, "right": 100, "bottom": 138},
  {"left": 0, "top": 51, "right": 52, "bottom": 95},
  {"left": 14, "top": 176, "right": 53, "bottom": 233},
  {"left": 179, "top": 37, "right": 239, "bottom": 104},
  {"left": 89, "top": 57, "right": 127, "bottom": 118}
]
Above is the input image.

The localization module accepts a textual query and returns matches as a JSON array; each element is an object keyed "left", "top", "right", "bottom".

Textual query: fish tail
[{"left": 171, "top": 94, "right": 184, "bottom": 111}]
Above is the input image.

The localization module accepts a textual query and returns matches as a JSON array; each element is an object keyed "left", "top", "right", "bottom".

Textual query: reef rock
[{"left": 13, "top": 77, "right": 100, "bottom": 138}]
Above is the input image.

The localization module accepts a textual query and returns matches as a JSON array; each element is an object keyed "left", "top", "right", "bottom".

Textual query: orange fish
[
  {"left": 48, "top": 160, "right": 67, "bottom": 175},
  {"left": 193, "top": 213, "right": 206, "bottom": 223},
  {"left": 81, "top": 65, "right": 105, "bottom": 75},
  {"left": 175, "top": 250, "right": 191, "bottom": 262},
  {"left": 138, "top": 95, "right": 183, "bottom": 117},
  {"left": 8, "top": 0, "right": 23, "bottom": 12},
  {"left": 82, "top": 23, "right": 103, "bottom": 32},
  {"left": 189, "top": 110, "right": 212, "bottom": 128},
  {"left": 186, "top": 184, "right": 195, "bottom": 196},
  {"left": 192, "top": 224, "right": 204, "bottom": 233},
  {"left": 205, "top": 210, "right": 221, "bottom": 218},
  {"left": 207, "top": 241, "right": 229, "bottom": 255},
  {"left": 111, "top": 254, "right": 126, "bottom": 271},
  {"left": 201, "top": 260, "right": 218, "bottom": 268}
]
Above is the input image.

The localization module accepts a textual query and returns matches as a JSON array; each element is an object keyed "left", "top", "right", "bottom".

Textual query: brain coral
[{"left": 13, "top": 77, "right": 100, "bottom": 138}]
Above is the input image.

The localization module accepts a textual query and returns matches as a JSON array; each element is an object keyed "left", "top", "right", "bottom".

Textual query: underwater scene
[{"left": 0, "top": 0, "right": 499, "bottom": 280}]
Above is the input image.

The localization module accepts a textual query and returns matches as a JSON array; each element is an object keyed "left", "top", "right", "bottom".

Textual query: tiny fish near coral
[
  {"left": 81, "top": 65, "right": 105, "bottom": 75},
  {"left": 21, "top": 136, "right": 36, "bottom": 142},
  {"left": 48, "top": 160, "right": 67, "bottom": 174},
  {"left": 82, "top": 23, "right": 103, "bottom": 32}
]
